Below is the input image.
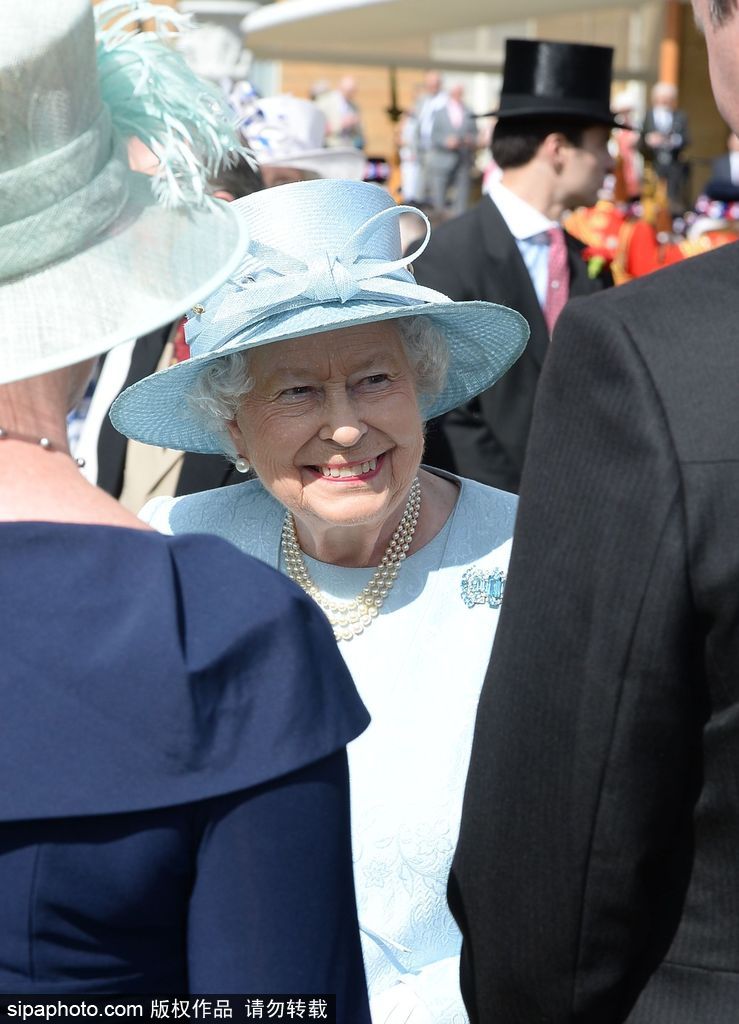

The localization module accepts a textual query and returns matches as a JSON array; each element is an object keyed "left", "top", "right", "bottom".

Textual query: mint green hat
[{"left": 0, "top": 0, "right": 249, "bottom": 386}]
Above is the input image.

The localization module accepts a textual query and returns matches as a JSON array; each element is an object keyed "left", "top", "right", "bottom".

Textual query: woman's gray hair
[{"left": 186, "top": 315, "right": 449, "bottom": 459}]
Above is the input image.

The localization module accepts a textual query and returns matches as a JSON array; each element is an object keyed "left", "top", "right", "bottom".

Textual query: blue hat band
[
  {"left": 187, "top": 203, "right": 448, "bottom": 356},
  {"left": 0, "top": 105, "right": 129, "bottom": 280}
]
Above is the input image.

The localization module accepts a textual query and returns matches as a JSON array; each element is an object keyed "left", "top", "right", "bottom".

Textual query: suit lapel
[
  {"left": 566, "top": 233, "right": 593, "bottom": 297},
  {"left": 480, "top": 199, "right": 549, "bottom": 367}
]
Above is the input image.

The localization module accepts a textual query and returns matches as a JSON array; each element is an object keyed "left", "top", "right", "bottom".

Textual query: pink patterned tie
[{"left": 544, "top": 227, "right": 570, "bottom": 336}]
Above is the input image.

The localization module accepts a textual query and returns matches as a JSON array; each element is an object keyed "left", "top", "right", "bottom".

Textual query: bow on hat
[{"left": 186, "top": 204, "right": 450, "bottom": 355}]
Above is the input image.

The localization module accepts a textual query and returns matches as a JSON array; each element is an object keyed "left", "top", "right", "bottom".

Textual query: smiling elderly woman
[{"left": 112, "top": 179, "right": 529, "bottom": 1024}]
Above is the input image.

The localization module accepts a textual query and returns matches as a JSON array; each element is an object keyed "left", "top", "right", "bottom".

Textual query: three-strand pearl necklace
[{"left": 282, "top": 477, "right": 421, "bottom": 642}]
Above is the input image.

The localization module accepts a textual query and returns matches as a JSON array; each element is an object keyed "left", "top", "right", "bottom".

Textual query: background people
[
  {"left": 412, "top": 39, "right": 615, "bottom": 494},
  {"left": 639, "top": 81, "right": 690, "bottom": 213},
  {"left": 238, "top": 92, "right": 367, "bottom": 186},
  {"left": 415, "top": 70, "right": 448, "bottom": 205},
  {"left": 426, "top": 82, "right": 478, "bottom": 215},
  {"left": 111, "top": 178, "right": 528, "bottom": 1023},
  {"left": 450, "top": 0, "right": 739, "bottom": 1020},
  {"left": 611, "top": 88, "right": 643, "bottom": 201},
  {"left": 317, "top": 74, "right": 365, "bottom": 150},
  {"left": 0, "top": 3, "right": 370, "bottom": 1011}
]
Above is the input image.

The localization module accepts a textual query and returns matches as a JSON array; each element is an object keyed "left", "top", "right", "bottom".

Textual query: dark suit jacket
[
  {"left": 711, "top": 152, "right": 732, "bottom": 182},
  {"left": 450, "top": 241, "right": 739, "bottom": 1022},
  {"left": 411, "top": 197, "right": 612, "bottom": 492},
  {"left": 97, "top": 325, "right": 243, "bottom": 499},
  {"left": 705, "top": 153, "right": 739, "bottom": 201}
]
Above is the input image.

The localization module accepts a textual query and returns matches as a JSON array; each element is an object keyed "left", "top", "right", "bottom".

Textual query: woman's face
[{"left": 227, "top": 322, "right": 424, "bottom": 541}]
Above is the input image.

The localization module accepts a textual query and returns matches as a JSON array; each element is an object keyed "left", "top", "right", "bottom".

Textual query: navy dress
[{"left": 0, "top": 523, "right": 370, "bottom": 1019}]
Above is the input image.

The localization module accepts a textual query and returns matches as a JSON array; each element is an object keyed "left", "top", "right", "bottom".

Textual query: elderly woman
[
  {"left": 0, "top": 3, "right": 370, "bottom": 1011},
  {"left": 112, "top": 179, "right": 528, "bottom": 1023}
]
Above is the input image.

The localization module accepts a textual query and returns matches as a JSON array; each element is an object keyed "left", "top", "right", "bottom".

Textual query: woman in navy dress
[{"left": 0, "top": 3, "right": 370, "bottom": 1015}]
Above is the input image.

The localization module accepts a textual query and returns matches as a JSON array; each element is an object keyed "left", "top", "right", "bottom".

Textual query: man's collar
[{"left": 487, "top": 178, "right": 559, "bottom": 241}]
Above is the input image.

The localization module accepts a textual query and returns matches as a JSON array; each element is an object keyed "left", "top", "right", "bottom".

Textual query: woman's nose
[
  {"left": 331, "top": 424, "right": 366, "bottom": 446},
  {"left": 318, "top": 391, "right": 368, "bottom": 447}
]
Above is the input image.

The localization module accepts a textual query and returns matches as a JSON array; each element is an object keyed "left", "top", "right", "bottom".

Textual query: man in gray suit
[
  {"left": 426, "top": 83, "right": 477, "bottom": 215},
  {"left": 451, "top": 1, "right": 739, "bottom": 1021}
]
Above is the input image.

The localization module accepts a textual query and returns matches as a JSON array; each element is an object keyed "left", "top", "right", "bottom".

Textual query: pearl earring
[{"left": 235, "top": 456, "right": 251, "bottom": 474}]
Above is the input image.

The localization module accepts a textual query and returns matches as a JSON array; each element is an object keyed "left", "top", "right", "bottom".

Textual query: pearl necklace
[
  {"left": 0, "top": 427, "right": 85, "bottom": 468},
  {"left": 282, "top": 477, "right": 421, "bottom": 642}
]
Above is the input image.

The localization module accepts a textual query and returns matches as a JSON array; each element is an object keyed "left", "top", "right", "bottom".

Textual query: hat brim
[
  {"left": 111, "top": 297, "right": 529, "bottom": 454},
  {"left": 486, "top": 104, "right": 618, "bottom": 128},
  {"left": 262, "top": 148, "right": 366, "bottom": 181},
  {"left": 0, "top": 172, "right": 248, "bottom": 385}
]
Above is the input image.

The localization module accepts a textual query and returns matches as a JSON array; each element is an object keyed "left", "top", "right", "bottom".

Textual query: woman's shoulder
[
  {"left": 142, "top": 478, "right": 276, "bottom": 532},
  {"left": 423, "top": 467, "right": 517, "bottom": 547},
  {"left": 142, "top": 481, "right": 284, "bottom": 563},
  {"left": 426, "top": 472, "right": 518, "bottom": 577},
  {"left": 0, "top": 522, "right": 368, "bottom": 822},
  {"left": 457, "top": 475, "right": 518, "bottom": 525}
]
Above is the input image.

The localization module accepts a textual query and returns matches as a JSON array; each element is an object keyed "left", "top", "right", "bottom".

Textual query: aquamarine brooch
[{"left": 461, "top": 567, "right": 506, "bottom": 609}]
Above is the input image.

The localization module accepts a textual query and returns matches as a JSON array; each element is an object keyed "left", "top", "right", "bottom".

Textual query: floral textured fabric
[{"left": 142, "top": 470, "right": 517, "bottom": 1023}]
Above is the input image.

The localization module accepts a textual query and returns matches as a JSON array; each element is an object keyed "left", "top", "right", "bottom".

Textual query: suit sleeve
[
  {"left": 442, "top": 398, "right": 522, "bottom": 492},
  {"left": 188, "top": 752, "right": 370, "bottom": 1021},
  {"left": 449, "top": 294, "right": 705, "bottom": 1022}
]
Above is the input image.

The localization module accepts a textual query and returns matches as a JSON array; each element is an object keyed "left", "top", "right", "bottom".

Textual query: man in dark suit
[
  {"left": 639, "top": 82, "right": 690, "bottom": 212},
  {"left": 450, "top": 0, "right": 739, "bottom": 1020},
  {"left": 412, "top": 40, "right": 614, "bottom": 493},
  {"left": 96, "top": 324, "right": 243, "bottom": 506}
]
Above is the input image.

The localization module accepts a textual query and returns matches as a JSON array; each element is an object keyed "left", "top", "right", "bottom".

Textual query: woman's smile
[{"left": 306, "top": 453, "right": 384, "bottom": 482}]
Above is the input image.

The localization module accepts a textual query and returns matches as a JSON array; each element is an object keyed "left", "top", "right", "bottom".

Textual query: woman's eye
[
  {"left": 280, "top": 385, "right": 313, "bottom": 398},
  {"left": 362, "top": 374, "right": 389, "bottom": 387}
]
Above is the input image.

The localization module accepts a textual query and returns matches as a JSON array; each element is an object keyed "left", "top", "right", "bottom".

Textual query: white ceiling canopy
[{"left": 241, "top": 0, "right": 649, "bottom": 73}]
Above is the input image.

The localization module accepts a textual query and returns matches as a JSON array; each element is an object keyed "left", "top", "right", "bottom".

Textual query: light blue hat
[
  {"left": 111, "top": 178, "right": 529, "bottom": 453},
  {"left": 0, "top": 0, "right": 250, "bottom": 385}
]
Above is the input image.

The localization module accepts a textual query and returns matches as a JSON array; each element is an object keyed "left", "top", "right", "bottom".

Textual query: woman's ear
[{"left": 225, "top": 417, "right": 247, "bottom": 460}]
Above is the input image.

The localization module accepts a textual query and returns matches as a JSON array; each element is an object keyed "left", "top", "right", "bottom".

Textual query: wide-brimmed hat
[
  {"left": 491, "top": 39, "right": 616, "bottom": 126},
  {"left": 111, "top": 178, "right": 529, "bottom": 453},
  {"left": 0, "top": 0, "right": 249, "bottom": 386},
  {"left": 238, "top": 94, "right": 367, "bottom": 181}
]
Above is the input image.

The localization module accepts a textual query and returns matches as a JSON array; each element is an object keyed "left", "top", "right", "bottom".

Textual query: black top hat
[{"left": 492, "top": 39, "right": 615, "bottom": 125}]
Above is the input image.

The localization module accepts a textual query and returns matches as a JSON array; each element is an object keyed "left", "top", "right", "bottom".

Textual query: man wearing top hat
[{"left": 412, "top": 39, "right": 615, "bottom": 494}]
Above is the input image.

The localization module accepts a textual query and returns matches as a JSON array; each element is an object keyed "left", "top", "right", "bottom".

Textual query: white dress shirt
[{"left": 487, "top": 178, "right": 560, "bottom": 308}]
